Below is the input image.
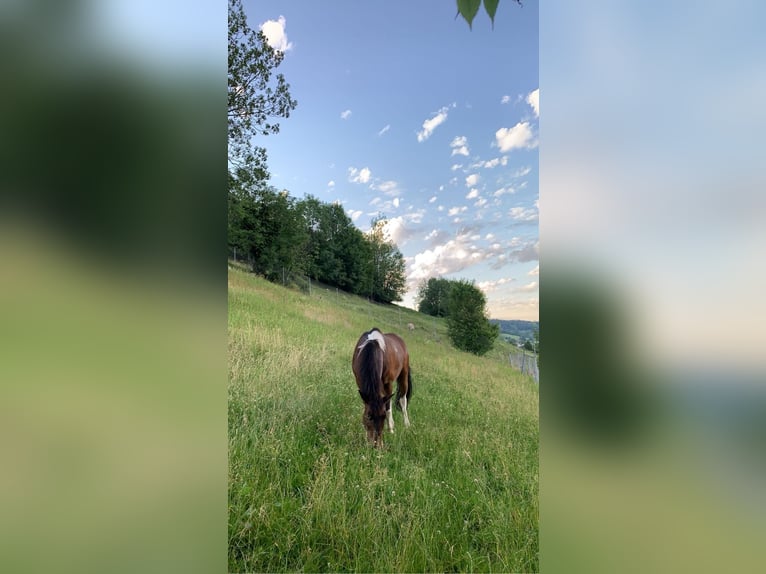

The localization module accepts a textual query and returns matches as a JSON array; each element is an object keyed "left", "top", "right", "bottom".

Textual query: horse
[{"left": 352, "top": 327, "right": 412, "bottom": 447}]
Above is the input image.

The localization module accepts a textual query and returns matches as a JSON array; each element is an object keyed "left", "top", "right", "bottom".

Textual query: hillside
[
  {"left": 491, "top": 319, "right": 539, "bottom": 344},
  {"left": 228, "top": 266, "right": 539, "bottom": 572}
]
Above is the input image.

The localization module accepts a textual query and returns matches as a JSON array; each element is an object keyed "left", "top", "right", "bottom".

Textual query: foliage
[
  {"left": 456, "top": 0, "right": 522, "bottom": 29},
  {"left": 297, "top": 196, "right": 373, "bottom": 295},
  {"left": 416, "top": 277, "right": 454, "bottom": 317},
  {"left": 366, "top": 217, "right": 407, "bottom": 304},
  {"left": 446, "top": 279, "right": 500, "bottom": 356},
  {"left": 228, "top": 0, "right": 297, "bottom": 187},
  {"left": 228, "top": 268, "right": 539, "bottom": 572},
  {"left": 228, "top": 191, "right": 406, "bottom": 303},
  {"left": 228, "top": 184, "right": 307, "bottom": 281},
  {"left": 522, "top": 339, "right": 535, "bottom": 352}
]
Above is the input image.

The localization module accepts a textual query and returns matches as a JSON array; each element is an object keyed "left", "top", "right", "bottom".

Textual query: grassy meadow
[{"left": 228, "top": 266, "right": 539, "bottom": 572}]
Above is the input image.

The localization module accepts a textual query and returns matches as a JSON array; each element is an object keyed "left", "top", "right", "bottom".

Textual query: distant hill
[{"left": 491, "top": 319, "right": 538, "bottom": 343}]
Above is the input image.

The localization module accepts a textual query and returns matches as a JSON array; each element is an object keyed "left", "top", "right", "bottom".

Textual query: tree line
[{"left": 228, "top": 180, "right": 407, "bottom": 303}]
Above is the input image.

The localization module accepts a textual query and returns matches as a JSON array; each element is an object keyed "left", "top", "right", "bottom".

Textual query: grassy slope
[{"left": 228, "top": 267, "right": 539, "bottom": 573}]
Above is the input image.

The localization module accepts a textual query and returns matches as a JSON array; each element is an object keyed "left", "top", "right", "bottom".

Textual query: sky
[{"left": 244, "top": 1, "right": 539, "bottom": 321}]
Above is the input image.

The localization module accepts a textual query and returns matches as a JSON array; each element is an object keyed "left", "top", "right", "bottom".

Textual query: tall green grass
[{"left": 228, "top": 268, "right": 538, "bottom": 572}]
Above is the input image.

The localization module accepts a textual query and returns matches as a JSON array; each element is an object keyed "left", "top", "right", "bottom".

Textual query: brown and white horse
[{"left": 352, "top": 327, "right": 412, "bottom": 447}]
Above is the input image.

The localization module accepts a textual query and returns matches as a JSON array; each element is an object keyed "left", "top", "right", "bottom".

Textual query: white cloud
[
  {"left": 480, "top": 156, "right": 508, "bottom": 169},
  {"left": 529, "top": 264, "right": 539, "bottom": 276},
  {"left": 466, "top": 188, "right": 480, "bottom": 200},
  {"left": 428, "top": 196, "right": 437, "bottom": 203},
  {"left": 380, "top": 215, "right": 422, "bottom": 247},
  {"left": 348, "top": 166, "right": 372, "bottom": 184},
  {"left": 474, "top": 197, "right": 488, "bottom": 207},
  {"left": 260, "top": 16, "right": 293, "bottom": 52},
  {"left": 450, "top": 135, "right": 470, "bottom": 156},
  {"left": 347, "top": 209, "right": 363, "bottom": 222},
  {"left": 377, "top": 124, "right": 390, "bottom": 136},
  {"left": 451, "top": 163, "right": 463, "bottom": 171},
  {"left": 327, "top": 180, "right": 335, "bottom": 188},
  {"left": 501, "top": 95, "right": 511, "bottom": 104},
  {"left": 494, "top": 186, "right": 514, "bottom": 198},
  {"left": 393, "top": 197, "right": 400, "bottom": 208},
  {"left": 513, "top": 165, "right": 532, "bottom": 178},
  {"left": 404, "top": 209, "right": 425, "bottom": 224},
  {"left": 373, "top": 180, "right": 400, "bottom": 196},
  {"left": 517, "top": 281, "right": 539, "bottom": 293},
  {"left": 527, "top": 88, "right": 539, "bottom": 117},
  {"left": 495, "top": 122, "right": 536, "bottom": 152},
  {"left": 510, "top": 206, "right": 539, "bottom": 222},
  {"left": 408, "top": 231, "right": 500, "bottom": 284},
  {"left": 447, "top": 206, "right": 467, "bottom": 217},
  {"left": 477, "top": 277, "right": 515, "bottom": 293},
  {"left": 340, "top": 109, "right": 352, "bottom": 120},
  {"left": 451, "top": 146, "right": 469, "bottom": 157},
  {"left": 465, "top": 173, "right": 480, "bottom": 187},
  {"left": 417, "top": 104, "right": 454, "bottom": 142},
  {"left": 382, "top": 216, "right": 407, "bottom": 245},
  {"left": 510, "top": 240, "right": 539, "bottom": 264}
]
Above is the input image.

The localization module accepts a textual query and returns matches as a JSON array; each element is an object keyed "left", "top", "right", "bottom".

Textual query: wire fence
[{"left": 509, "top": 347, "right": 539, "bottom": 382}]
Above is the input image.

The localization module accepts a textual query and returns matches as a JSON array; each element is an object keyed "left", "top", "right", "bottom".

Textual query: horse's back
[{"left": 383, "top": 332, "right": 408, "bottom": 355}]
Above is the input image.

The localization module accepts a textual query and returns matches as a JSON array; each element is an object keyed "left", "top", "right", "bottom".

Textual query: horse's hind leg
[
  {"left": 398, "top": 371, "right": 411, "bottom": 428},
  {"left": 399, "top": 395, "right": 411, "bottom": 427}
]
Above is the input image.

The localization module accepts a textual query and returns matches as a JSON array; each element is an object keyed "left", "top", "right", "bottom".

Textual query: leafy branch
[{"left": 456, "top": 0, "right": 522, "bottom": 30}]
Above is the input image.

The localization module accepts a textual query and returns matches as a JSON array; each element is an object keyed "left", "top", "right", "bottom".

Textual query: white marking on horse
[
  {"left": 399, "top": 396, "right": 411, "bottom": 427},
  {"left": 357, "top": 329, "right": 386, "bottom": 352},
  {"left": 386, "top": 403, "right": 395, "bottom": 433}
]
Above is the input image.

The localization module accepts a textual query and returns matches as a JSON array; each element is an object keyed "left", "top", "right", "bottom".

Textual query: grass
[{"left": 228, "top": 267, "right": 539, "bottom": 572}]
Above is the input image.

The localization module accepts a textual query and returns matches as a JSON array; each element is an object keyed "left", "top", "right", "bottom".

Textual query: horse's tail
[
  {"left": 357, "top": 328, "right": 385, "bottom": 402},
  {"left": 396, "top": 366, "right": 413, "bottom": 409}
]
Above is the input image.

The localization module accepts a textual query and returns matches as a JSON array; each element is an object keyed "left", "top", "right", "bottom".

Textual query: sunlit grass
[{"left": 228, "top": 268, "right": 538, "bottom": 572}]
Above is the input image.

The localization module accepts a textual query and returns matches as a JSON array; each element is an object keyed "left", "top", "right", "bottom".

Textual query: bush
[{"left": 446, "top": 279, "right": 499, "bottom": 356}]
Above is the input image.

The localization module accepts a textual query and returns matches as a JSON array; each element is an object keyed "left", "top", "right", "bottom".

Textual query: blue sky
[{"left": 245, "top": 1, "right": 539, "bottom": 320}]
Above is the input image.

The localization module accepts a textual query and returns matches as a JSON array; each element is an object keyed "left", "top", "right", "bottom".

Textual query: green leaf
[
  {"left": 457, "top": 0, "right": 481, "bottom": 29},
  {"left": 483, "top": 0, "right": 499, "bottom": 29}
]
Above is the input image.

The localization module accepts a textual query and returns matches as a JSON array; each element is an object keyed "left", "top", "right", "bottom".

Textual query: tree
[
  {"left": 417, "top": 277, "right": 454, "bottom": 317},
  {"left": 297, "top": 196, "right": 370, "bottom": 292},
  {"left": 228, "top": 0, "right": 297, "bottom": 187},
  {"left": 522, "top": 339, "right": 535, "bottom": 352},
  {"left": 446, "top": 279, "right": 500, "bottom": 356},
  {"left": 366, "top": 217, "right": 407, "bottom": 304},
  {"left": 227, "top": 170, "right": 261, "bottom": 264}
]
